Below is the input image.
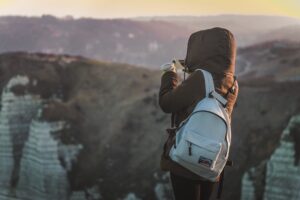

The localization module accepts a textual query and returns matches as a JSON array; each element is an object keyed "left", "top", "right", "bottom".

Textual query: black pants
[{"left": 170, "top": 173, "right": 216, "bottom": 200}]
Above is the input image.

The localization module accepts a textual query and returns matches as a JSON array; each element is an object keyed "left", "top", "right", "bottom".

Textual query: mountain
[
  {"left": 137, "top": 15, "right": 300, "bottom": 46},
  {"left": 0, "top": 15, "right": 299, "bottom": 69},
  {"left": 236, "top": 40, "right": 300, "bottom": 81},
  {"left": 0, "top": 15, "right": 191, "bottom": 68},
  {"left": 0, "top": 52, "right": 300, "bottom": 199},
  {"left": 257, "top": 24, "right": 300, "bottom": 44}
]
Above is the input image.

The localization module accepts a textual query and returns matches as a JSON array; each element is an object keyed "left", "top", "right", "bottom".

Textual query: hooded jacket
[{"left": 159, "top": 27, "right": 239, "bottom": 181}]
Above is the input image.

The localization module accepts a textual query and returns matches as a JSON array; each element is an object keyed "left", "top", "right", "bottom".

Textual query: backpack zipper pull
[{"left": 188, "top": 143, "right": 192, "bottom": 156}]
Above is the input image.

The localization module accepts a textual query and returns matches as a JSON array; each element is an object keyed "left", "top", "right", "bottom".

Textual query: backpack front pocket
[{"left": 175, "top": 130, "right": 222, "bottom": 169}]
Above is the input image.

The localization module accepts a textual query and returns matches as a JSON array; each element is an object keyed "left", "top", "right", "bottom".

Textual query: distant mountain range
[
  {"left": 142, "top": 15, "right": 300, "bottom": 46},
  {"left": 0, "top": 15, "right": 189, "bottom": 68},
  {"left": 0, "top": 14, "right": 299, "bottom": 68}
]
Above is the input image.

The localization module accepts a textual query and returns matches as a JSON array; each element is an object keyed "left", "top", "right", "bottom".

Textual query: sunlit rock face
[
  {"left": 241, "top": 115, "right": 300, "bottom": 200},
  {"left": 264, "top": 115, "right": 300, "bottom": 200},
  {"left": 0, "top": 75, "right": 42, "bottom": 196},
  {"left": 16, "top": 118, "right": 72, "bottom": 199},
  {"left": 0, "top": 75, "right": 87, "bottom": 199}
]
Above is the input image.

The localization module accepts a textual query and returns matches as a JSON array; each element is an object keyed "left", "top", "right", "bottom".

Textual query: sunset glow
[{"left": 0, "top": 0, "right": 299, "bottom": 19}]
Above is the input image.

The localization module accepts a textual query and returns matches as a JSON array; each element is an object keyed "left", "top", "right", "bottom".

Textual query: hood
[{"left": 184, "top": 27, "right": 236, "bottom": 75}]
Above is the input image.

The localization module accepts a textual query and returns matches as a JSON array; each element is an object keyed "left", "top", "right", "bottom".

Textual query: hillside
[
  {"left": 0, "top": 52, "right": 166, "bottom": 199},
  {"left": 256, "top": 24, "right": 300, "bottom": 45},
  {"left": 236, "top": 40, "right": 300, "bottom": 81},
  {"left": 0, "top": 52, "right": 300, "bottom": 199}
]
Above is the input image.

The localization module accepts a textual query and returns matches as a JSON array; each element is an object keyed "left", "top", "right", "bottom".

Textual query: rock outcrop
[
  {"left": 0, "top": 75, "right": 42, "bottom": 196},
  {"left": 0, "top": 75, "right": 89, "bottom": 199},
  {"left": 241, "top": 114, "right": 300, "bottom": 200},
  {"left": 16, "top": 117, "right": 75, "bottom": 199}
]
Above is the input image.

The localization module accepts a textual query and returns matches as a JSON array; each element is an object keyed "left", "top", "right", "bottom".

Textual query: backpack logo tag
[{"left": 198, "top": 156, "right": 212, "bottom": 167}]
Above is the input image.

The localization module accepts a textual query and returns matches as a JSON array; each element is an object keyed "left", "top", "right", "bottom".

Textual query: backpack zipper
[{"left": 188, "top": 142, "right": 192, "bottom": 156}]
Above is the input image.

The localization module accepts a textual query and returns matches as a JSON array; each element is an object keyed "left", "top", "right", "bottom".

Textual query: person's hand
[
  {"left": 173, "top": 59, "right": 185, "bottom": 70},
  {"left": 160, "top": 62, "right": 176, "bottom": 73}
]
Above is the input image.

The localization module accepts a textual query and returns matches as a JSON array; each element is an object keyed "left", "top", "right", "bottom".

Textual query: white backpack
[{"left": 169, "top": 69, "right": 231, "bottom": 182}]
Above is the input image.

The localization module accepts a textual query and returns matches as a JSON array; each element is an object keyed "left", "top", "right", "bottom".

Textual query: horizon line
[{"left": 0, "top": 13, "right": 300, "bottom": 21}]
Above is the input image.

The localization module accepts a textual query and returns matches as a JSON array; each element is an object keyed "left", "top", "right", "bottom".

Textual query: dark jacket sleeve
[
  {"left": 226, "top": 80, "right": 239, "bottom": 116},
  {"left": 159, "top": 71, "right": 205, "bottom": 113}
]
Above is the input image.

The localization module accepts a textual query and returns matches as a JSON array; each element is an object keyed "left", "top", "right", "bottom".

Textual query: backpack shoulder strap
[
  {"left": 195, "top": 69, "right": 228, "bottom": 107},
  {"left": 195, "top": 69, "right": 214, "bottom": 97}
]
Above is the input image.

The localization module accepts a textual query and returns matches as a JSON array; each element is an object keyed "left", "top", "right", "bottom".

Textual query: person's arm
[
  {"left": 226, "top": 80, "right": 239, "bottom": 116},
  {"left": 159, "top": 70, "right": 205, "bottom": 113}
]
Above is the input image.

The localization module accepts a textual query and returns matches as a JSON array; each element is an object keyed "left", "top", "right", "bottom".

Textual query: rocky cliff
[
  {"left": 0, "top": 52, "right": 169, "bottom": 200},
  {"left": 241, "top": 114, "right": 300, "bottom": 200},
  {"left": 0, "top": 75, "right": 42, "bottom": 197}
]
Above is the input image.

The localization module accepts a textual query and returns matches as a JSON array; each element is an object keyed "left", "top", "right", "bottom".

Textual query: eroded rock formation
[
  {"left": 16, "top": 117, "right": 75, "bottom": 199},
  {"left": 241, "top": 114, "right": 300, "bottom": 200},
  {"left": 0, "top": 75, "right": 89, "bottom": 199},
  {"left": 0, "top": 75, "right": 42, "bottom": 196}
]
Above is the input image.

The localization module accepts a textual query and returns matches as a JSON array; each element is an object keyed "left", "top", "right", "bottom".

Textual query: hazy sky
[{"left": 0, "top": 0, "right": 300, "bottom": 19}]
